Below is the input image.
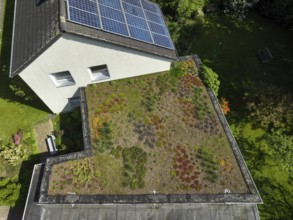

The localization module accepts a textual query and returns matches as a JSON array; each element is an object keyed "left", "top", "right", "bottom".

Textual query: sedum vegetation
[
  {"left": 49, "top": 60, "right": 247, "bottom": 195},
  {"left": 155, "top": 0, "right": 293, "bottom": 218},
  {"left": 183, "top": 8, "right": 293, "bottom": 220}
]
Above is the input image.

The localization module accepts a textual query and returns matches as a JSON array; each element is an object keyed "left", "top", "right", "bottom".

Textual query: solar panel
[
  {"left": 69, "top": 0, "right": 98, "bottom": 14},
  {"left": 68, "top": 6, "right": 100, "bottom": 29},
  {"left": 125, "top": 14, "right": 148, "bottom": 30},
  {"left": 148, "top": 21, "right": 167, "bottom": 35},
  {"left": 122, "top": 2, "right": 144, "bottom": 18},
  {"left": 152, "top": 33, "right": 173, "bottom": 48},
  {"left": 128, "top": 26, "right": 153, "bottom": 43},
  {"left": 67, "top": 0, "right": 174, "bottom": 49},
  {"left": 141, "top": 0, "right": 159, "bottom": 13},
  {"left": 123, "top": 0, "right": 141, "bottom": 7},
  {"left": 101, "top": 17, "right": 129, "bottom": 36},
  {"left": 99, "top": 5, "right": 125, "bottom": 23},
  {"left": 145, "top": 10, "right": 163, "bottom": 24},
  {"left": 99, "top": 0, "right": 122, "bottom": 10}
]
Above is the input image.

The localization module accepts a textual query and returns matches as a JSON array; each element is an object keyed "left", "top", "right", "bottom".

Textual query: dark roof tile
[
  {"left": 9, "top": 0, "right": 61, "bottom": 77},
  {"left": 10, "top": 0, "right": 177, "bottom": 78}
]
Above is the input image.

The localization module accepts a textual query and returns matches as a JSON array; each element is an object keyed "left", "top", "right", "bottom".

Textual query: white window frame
[
  {"left": 88, "top": 65, "right": 110, "bottom": 82},
  {"left": 50, "top": 71, "right": 75, "bottom": 88}
]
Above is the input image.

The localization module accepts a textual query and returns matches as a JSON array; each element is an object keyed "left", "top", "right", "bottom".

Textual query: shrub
[
  {"left": 213, "top": 0, "right": 259, "bottom": 19},
  {"left": 0, "top": 143, "right": 28, "bottom": 166},
  {"left": 244, "top": 81, "right": 293, "bottom": 132},
  {"left": 200, "top": 65, "right": 220, "bottom": 96},
  {"left": 9, "top": 78, "right": 36, "bottom": 101},
  {"left": 220, "top": 97, "right": 230, "bottom": 115},
  {"left": 12, "top": 131, "right": 23, "bottom": 145},
  {"left": 0, "top": 178, "right": 21, "bottom": 206}
]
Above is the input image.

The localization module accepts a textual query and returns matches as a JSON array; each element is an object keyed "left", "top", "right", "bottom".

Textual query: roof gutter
[{"left": 9, "top": 0, "right": 18, "bottom": 78}]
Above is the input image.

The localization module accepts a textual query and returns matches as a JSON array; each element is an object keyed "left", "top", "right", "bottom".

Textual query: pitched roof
[
  {"left": 9, "top": 0, "right": 177, "bottom": 78},
  {"left": 9, "top": 0, "right": 61, "bottom": 77}
]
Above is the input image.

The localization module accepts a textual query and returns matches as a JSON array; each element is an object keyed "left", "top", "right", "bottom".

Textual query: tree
[
  {"left": 200, "top": 65, "right": 220, "bottom": 96},
  {"left": 257, "top": 178, "right": 293, "bottom": 220},
  {"left": 213, "top": 0, "right": 259, "bottom": 19},
  {"left": 155, "top": 0, "right": 207, "bottom": 18},
  {"left": 243, "top": 81, "right": 293, "bottom": 133},
  {"left": 266, "top": 133, "right": 293, "bottom": 172},
  {"left": 0, "top": 178, "right": 21, "bottom": 206},
  {"left": 258, "top": 0, "right": 293, "bottom": 28}
]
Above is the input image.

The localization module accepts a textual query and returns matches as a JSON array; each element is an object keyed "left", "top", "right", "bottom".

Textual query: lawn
[
  {"left": 188, "top": 12, "right": 293, "bottom": 218},
  {"left": 0, "top": 0, "right": 49, "bottom": 142},
  {"left": 189, "top": 12, "right": 293, "bottom": 108},
  {"left": 0, "top": 0, "right": 49, "bottom": 206},
  {"left": 48, "top": 59, "right": 248, "bottom": 195}
]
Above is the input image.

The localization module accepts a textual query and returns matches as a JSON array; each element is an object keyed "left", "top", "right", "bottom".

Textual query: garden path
[
  {"left": 0, "top": 207, "right": 9, "bottom": 220},
  {"left": 34, "top": 118, "right": 54, "bottom": 163}
]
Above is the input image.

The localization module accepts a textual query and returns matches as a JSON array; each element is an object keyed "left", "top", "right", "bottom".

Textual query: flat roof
[{"left": 23, "top": 164, "right": 260, "bottom": 220}]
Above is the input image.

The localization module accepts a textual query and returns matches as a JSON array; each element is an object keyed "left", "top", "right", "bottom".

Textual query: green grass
[
  {"left": 0, "top": 0, "right": 49, "bottom": 142},
  {"left": 0, "top": 99, "right": 49, "bottom": 142},
  {"left": 189, "top": 13, "right": 293, "bottom": 108},
  {"left": 0, "top": 0, "right": 49, "bottom": 207},
  {"left": 0, "top": 0, "right": 6, "bottom": 54},
  {"left": 188, "top": 12, "right": 293, "bottom": 219}
]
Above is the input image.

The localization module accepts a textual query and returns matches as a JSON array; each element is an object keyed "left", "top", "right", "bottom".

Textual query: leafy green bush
[
  {"left": 9, "top": 77, "right": 37, "bottom": 101},
  {"left": 258, "top": 0, "right": 293, "bottom": 28},
  {"left": 244, "top": 82, "right": 293, "bottom": 132},
  {"left": 0, "top": 177, "right": 21, "bottom": 206},
  {"left": 212, "top": 0, "right": 259, "bottom": 19},
  {"left": 0, "top": 144, "right": 27, "bottom": 165},
  {"left": 200, "top": 65, "right": 220, "bottom": 96}
]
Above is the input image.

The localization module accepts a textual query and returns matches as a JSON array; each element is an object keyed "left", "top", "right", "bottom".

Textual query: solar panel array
[{"left": 67, "top": 0, "right": 174, "bottom": 49}]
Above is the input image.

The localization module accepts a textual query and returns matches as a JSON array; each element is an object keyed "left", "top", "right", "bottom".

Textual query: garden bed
[{"left": 48, "top": 59, "right": 248, "bottom": 195}]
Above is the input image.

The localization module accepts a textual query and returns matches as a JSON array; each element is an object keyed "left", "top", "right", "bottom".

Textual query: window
[
  {"left": 50, "top": 71, "right": 75, "bottom": 87},
  {"left": 89, "top": 65, "right": 110, "bottom": 82}
]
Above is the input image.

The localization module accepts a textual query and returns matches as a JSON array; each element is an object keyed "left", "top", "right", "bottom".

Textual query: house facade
[{"left": 10, "top": 0, "right": 177, "bottom": 113}]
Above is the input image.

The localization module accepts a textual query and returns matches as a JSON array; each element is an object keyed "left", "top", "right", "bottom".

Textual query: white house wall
[{"left": 19, "top": 33, "right": 173, "bottom": 113}]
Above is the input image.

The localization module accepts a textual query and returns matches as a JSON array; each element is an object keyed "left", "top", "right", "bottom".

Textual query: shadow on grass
[
  {"left": 6, "top": 152, "right": 46, "bottom": 220},
  {"left": 0, "top": 0, "right": 51, "bottom": 113},
  {"left": 53, "top": 108, "right": 84, "bottom": 154},
  {"left": 185, "top": 12, "right": 293, "bottom": 122}
]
